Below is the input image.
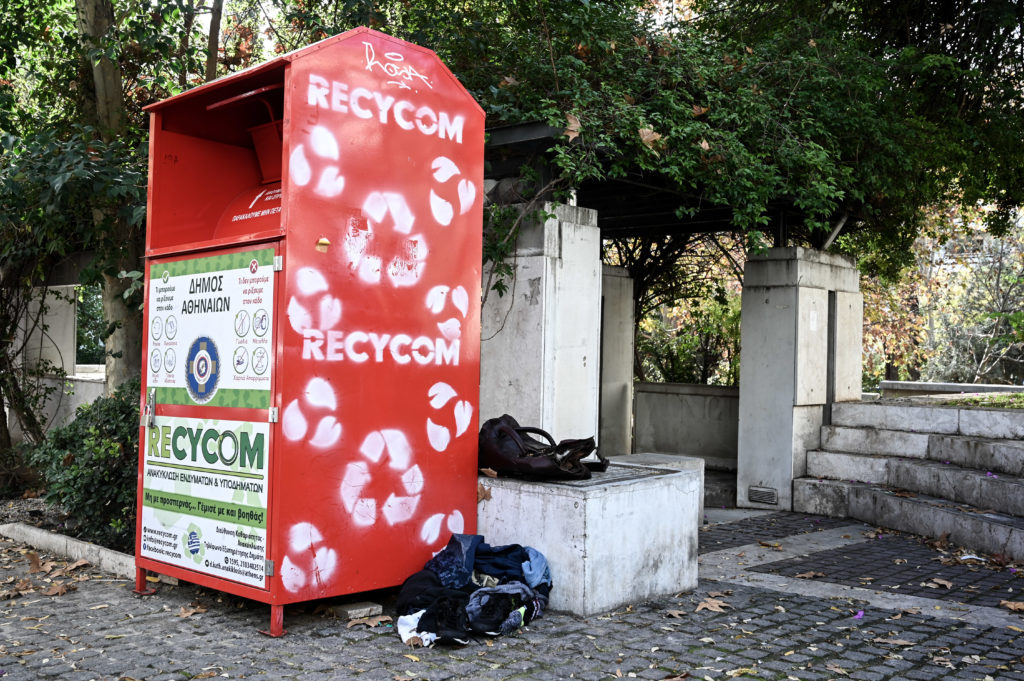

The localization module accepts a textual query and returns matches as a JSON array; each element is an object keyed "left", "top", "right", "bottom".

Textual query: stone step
[
  {"left": 793, "top": 478, "right": 1024, "bottom": 562},
  {"left": 832, "top": 400, "right": 1024, "bottom": 439},
  {"left": 821, "top": 425, "right": 929, "bottom": 457},
  {"left": 807, "top": 450, "right": 1024, "bottom": 517},
  {"left": 831, "top": 401, "right": 959, "bottom": 433},
  {"left": 928, "top": 433, "right": 1024, "bottom": 478}
]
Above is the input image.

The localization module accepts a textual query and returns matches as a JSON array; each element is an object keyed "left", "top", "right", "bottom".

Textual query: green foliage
[
  {"left": 76, "top": 284, "right": 106, "bottom": 365},
  {"left": 636, "top": 286, "right": 741, "bottom": 386},
  {"left": 27, "top": 376, "right": 140, "bottom": 552},
  {"left": 920, "top": 219, "right": 1024, "bottom": 385}
]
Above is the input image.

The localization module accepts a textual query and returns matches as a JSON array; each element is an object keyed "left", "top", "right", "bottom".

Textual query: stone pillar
[
  {"left": 736, "top": 247, "right": 862, "bottom": 510},
  {"left": 480, "top": 203, "right": 602, "bottom": 441},
  {"left": 599, "top": 265, "right": 634, "bottom": 455}
]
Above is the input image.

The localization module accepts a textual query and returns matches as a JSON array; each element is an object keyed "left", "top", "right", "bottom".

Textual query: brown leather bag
[{"left": 478, "top": 414, "right": 608, "bottom": 480}]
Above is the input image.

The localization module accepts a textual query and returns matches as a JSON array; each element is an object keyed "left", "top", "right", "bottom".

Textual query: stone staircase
[{"left": 793, "top": 401, "right": 1024, "bottom": 561}]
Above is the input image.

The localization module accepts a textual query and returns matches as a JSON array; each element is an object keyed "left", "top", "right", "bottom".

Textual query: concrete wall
[
  {"left": 736, "top": 247, "right": 862, "bottom": 510},
  {"left": 7, "top": 286, "right": 97, "bottom": 443},
  {"left": 21, "top": 286, "right": 77, "bottom": 373},
  {"left": 632, "top": 382, "right": 738, "bottom": 470},
  {"left": 599, "top": 266, "right": 634, "bottom": 456},
  {"left": 479, "top": 203, "right": 602, "bottom": 442}
]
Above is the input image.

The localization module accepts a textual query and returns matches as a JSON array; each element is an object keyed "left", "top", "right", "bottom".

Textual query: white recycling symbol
[
  {"left": 429, "top": 156, "right": 477, "bottom": 226},
  {"left": 426, "top": 382, "right": 473, "bottom": 452},
  {"left": 426, "top": 284, "right": 469, "bottom": 341},
  {"left": 289, "top": 125, "right": 346, "bottom": 198},
  {"left": 287, "top": 267, "right": 342, "bottom": 333},
  {"left": 345, "top": 192, "right": 428, "bottom": 287},
  {"left": 340, "top": 430, "right": 423, "bottom": 527},
  {"left": 420, "top": 509, "right": 466, "bottom": 546},
  {"left": 281, "top": 377, "right": 342, "bottom": 449},
  {"left": 280, "top": 521, "right": 339, "bottom": 593}
]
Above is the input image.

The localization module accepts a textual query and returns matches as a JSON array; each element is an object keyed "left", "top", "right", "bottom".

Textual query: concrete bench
[{"left": 477, "top": 460, "right": 702, "bottom": 615}]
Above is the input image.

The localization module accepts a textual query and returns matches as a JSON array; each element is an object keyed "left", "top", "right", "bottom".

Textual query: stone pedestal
[
  {"left": 477, "top": 463, "right": 701, "bottom": 615},
  {"left": 737, "top": 247, "right": 862, "bottom": 510}
]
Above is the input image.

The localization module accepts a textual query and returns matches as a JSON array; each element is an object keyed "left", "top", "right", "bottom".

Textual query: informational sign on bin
[
  {"left": 146, "top": 248, "right": 275, "bottom": 409},
  {"left": 140, "top": 415, "right": 270, "bottom": 586},
  {"left": 141, "top": 246, "right": 276, "bottom": 586}
]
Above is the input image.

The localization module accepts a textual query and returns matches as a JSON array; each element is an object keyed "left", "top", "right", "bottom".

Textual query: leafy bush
[
  {"left": 637, "top": 288, "right": 741, "bottom": 386},
  {"left": 27, "top": 376, "right": 140, "bottom": 552}
]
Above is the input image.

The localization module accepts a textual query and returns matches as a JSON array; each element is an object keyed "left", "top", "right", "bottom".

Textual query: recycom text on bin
[{"left": 306, "top": 75, "right": 465, "bottom": 144}]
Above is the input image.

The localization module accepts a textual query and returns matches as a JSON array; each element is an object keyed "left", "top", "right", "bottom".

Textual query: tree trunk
[
  {"left": 74, "top": 0, "right": 123, "bottom": 142},
  {"left": 76, "top": 0, "right": 143, "bottom": 394},
  {"left": 102, "top": 266, "right": 142, "bottom": 394},
  {"left": 206, "top": 0, "right": 224, "bottom": 82}
]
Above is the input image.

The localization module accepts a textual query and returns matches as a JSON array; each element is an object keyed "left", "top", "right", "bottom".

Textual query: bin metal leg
[
  {"left": 260, "top": 605, "right": 286, "bottom": 637},
  {"left": 133, "top": 567, "right": 156, "bottom": 596}
]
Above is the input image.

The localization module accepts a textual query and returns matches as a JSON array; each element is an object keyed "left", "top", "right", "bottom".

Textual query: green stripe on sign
[
  {"left": 151, "top": 248, "right": 274, "bottom": 279},
  {"left": 156, "top": 387, "right": 270, "bottom": 409},
  {"left": 142, "top": 490, "right": 267, "bottom": 528}
]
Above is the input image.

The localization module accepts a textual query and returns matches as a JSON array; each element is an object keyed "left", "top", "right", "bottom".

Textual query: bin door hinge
[
  {"left": 273, "top": 255, "right": 283, "bottom": 272},
  {"left": 268, "top": 407, "right": 279, "bottom": 423},
  {"left": 265, "top": 559, "right": 275, "bottom": 577}
]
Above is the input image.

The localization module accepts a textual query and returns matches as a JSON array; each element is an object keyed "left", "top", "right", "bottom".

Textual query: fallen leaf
[
  {"left": 662, "top": 674, "right": 690, "bottom": 680},
  {"left": 192, "top": 673, "right": 218, "bottom": 680},
  {"left": 726, "top": 668, "right": 757, "bottom": 678},
  {"left": 873, "top": 638, "right": 914, "bottom": 646},
  {"left": 394, "top": 675, "right": 416, "bottom": 681},
  {"left": 1009, "top": 625, "right": 1024, "bottom": 632},
  {"left": 825, "top": 662, "right": 849, "bottom": 675},
  {"left": 795, "top": 571, "right": 825, "bottom": 579},
  {"left": 639, "top": 128, "right": 662, "bottom": 151},
  {"left": 403, "top": 654, "right": 420, "bottom": 663},
  {"left": 42, "top": 583, "right": 72, "bottom": 597},
  {"left": 501, "top": 75, "right": 518, "bottom": 87},
  {"left": 774, "top": 605, "right": 786, "bottom": 613},
  {"left": 1000, "top": 600, "right": 1024, "bottom": 612},
  {"left": 27, "top": 552, "right": 42, "bottom": 573},
  {"left": 564, "top": 113, "right": 581, "bottom": 142},
  {"left": 178, "top": 604, "right": 209, "bottom": 618},
  {"left": 922, "top": 579, "right": 954, "bottom": 589},
  {"left": 665, "top": 609, "right": 687, "bottom": 618},
  {"left": 405, "top": 636, "right": 423, "bottom": 648},
  {"left": 691, "top": 104, "right": 709, "bottom": 118},
  {"left": 477, "top": 483, "right": 492, "bottom": 502},
  {"left": 347, "top": 615, "right": 393, "bottom": 628},
  {"left": 698, "top": 139, "right": 711, "bottom": 151},
  {"left": 707, "top": 591, "right": 732, "bottom": 597},
  {"left": 65, "top": 559, "right": 90, "bottom": 573},
  {"left": 478, "top": 468, "right": 498, "bottom": 479},
  {"left": 695, "top": 598, "right": 732, "bottom": 613},
  {"left": 699, "top": 637, "right": 715, "bottom": 644}
]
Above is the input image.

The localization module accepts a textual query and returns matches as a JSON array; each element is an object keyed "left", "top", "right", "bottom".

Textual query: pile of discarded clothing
[{"left": 395, "top": 534, "right": 551, "bottom": 645}]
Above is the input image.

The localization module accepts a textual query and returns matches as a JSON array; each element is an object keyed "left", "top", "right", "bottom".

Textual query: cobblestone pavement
[{"left": 3, "top": 511, "right": 1024, "bottom": 681}]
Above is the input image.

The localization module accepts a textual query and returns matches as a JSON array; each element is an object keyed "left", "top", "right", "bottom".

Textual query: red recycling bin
[{"left": 135, "top": 27, "right": 484, "bottom": 636}]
